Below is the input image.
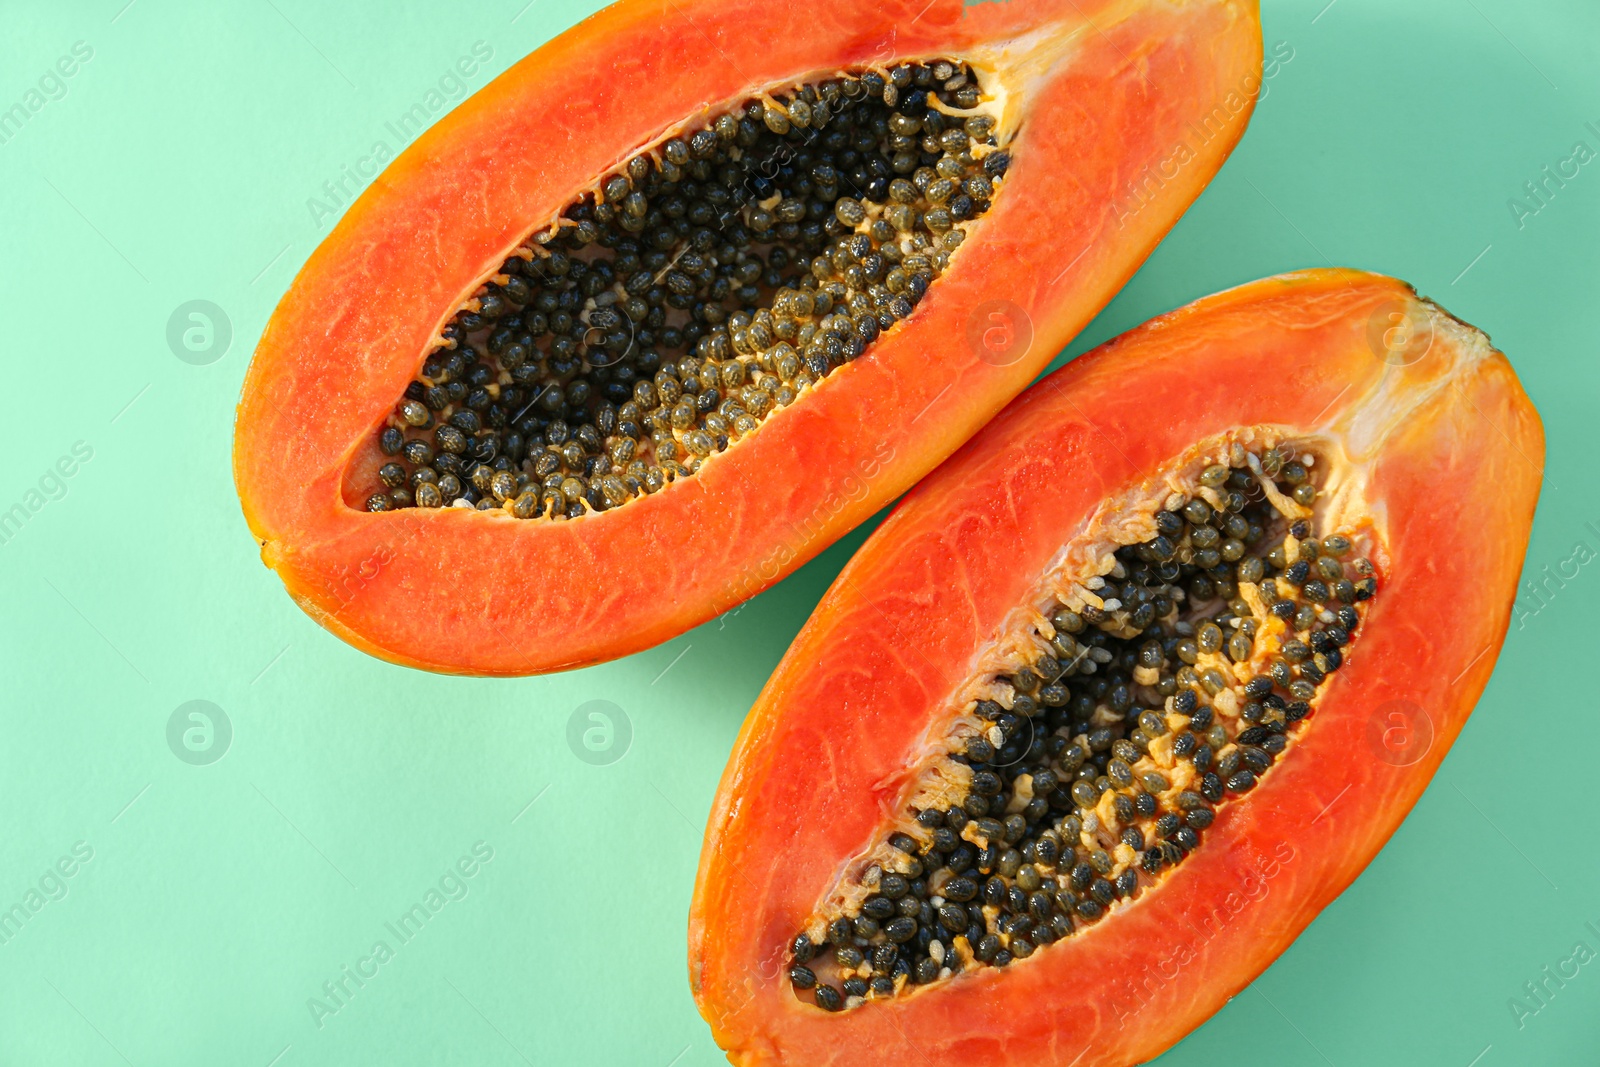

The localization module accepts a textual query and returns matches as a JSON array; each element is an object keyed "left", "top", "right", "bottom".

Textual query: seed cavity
[
  {"left": 785, "top": 437, "right": 1379, "bottom": 1010},
  {"left": 363, "top": 60, "right": 1008, "bottom": 519}
]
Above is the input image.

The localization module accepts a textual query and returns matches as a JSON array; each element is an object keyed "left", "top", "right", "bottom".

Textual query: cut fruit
[
  {"left": 689, "top": 269, "right": 1542, "bottom": 1065},
  {"left": 232, "top": 0, "right": 1262, "bottom": 674}
]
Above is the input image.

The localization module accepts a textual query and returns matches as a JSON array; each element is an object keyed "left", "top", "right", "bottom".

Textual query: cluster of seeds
[
  {"left": 365, "top": 60, "right": 1007, "bottom": 517},
  {"left": 787, "top": 442, "right": 1378, "bottom": 1011}
]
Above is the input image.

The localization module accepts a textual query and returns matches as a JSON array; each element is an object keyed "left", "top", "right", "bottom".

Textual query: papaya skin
[
  {"left": 688, "top": 268, "right": 1543, "bottom": 1066},
  {"left": 232, "top": 0, "right": 1262, "bottom": 674}
]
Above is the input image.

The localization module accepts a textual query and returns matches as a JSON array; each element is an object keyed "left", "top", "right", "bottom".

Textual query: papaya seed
[
  {"left": 784, "top": 442, "right": 1380, "bottom": 1009},
  {"left": 372, "top": 60, "right": 1007, "bottom": 519}
]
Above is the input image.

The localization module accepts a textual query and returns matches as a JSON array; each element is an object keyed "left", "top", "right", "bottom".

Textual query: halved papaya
[
  {"left": 232, "top": 0, "right": 1262, "bottom": 674},
  {"left": 689, "top": 269, "right": 1542, "bottom": 1065}
]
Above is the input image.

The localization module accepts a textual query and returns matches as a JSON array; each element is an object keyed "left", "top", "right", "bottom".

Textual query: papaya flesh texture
[
  {"left": 232, "top": 0, "right": 1262, "bottom": 674},
  {"left": 690, "top": 269, "right": 1543, "bottom": 1065}
]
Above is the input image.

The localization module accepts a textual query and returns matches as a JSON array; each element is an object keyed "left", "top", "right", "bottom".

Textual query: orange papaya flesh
[
  {"left": 232, "top": 0, "right": 1262, "bottom": 674},
  {"left": 689, "top": 268, "right": 1543, "bottom": 1066}
]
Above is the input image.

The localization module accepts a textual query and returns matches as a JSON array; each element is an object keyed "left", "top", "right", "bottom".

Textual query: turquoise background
[{"left": 0, "top": 0, "right": 1594, "bottom": 1063}]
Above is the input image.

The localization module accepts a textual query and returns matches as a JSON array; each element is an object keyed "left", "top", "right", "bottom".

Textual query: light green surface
[{"left": 0, "top": 1, "right": 1594, "bottom": 1064}]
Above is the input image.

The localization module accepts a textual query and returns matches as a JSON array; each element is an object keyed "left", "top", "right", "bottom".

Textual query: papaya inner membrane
[
  {"left": 358, "top": 60, "right": 1009, "bottom": 519},
  {"left": 785, "top": 431, "right": 1381, "bottom": 1011}
]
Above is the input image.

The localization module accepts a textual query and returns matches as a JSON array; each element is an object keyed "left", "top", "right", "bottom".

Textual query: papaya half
[
  {"left": 689, "top": 269, "right": 1543, "bottom": 1065},
  {"left": 232, "top": 0, "right": 1262, "bottom": 674}
]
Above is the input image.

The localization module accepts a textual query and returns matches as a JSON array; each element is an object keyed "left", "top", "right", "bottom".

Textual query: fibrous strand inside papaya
[
  {"left": 357, "top": 60, "right": 1008, "bottom": 518},
  {"left": 784, "top": 434, "right": 1381, "bottom": 1011}
]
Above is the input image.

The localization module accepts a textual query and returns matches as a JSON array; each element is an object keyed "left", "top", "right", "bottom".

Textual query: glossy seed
[
  {"left": 375, "top": 62, "right": 1006, "bottom": 521},
  {"left": 781, "top": 439, "right": 1376, "bottom": 1000}
]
